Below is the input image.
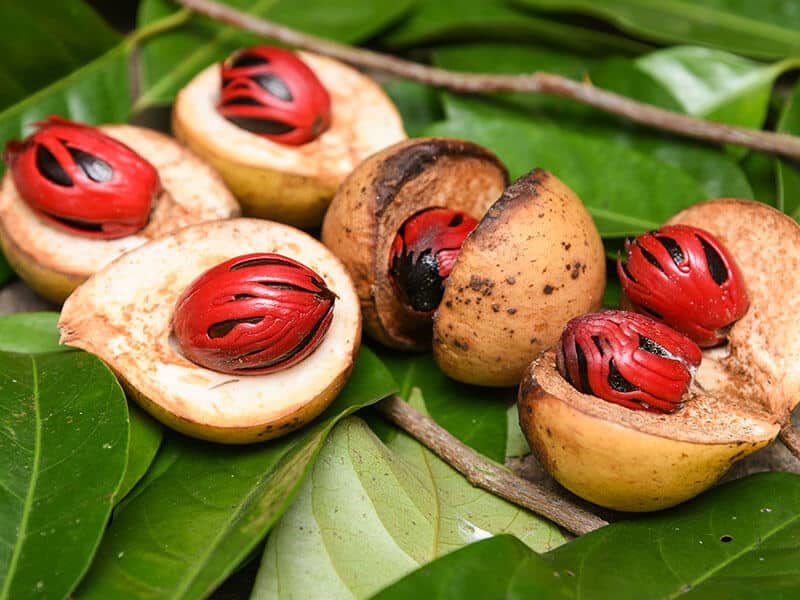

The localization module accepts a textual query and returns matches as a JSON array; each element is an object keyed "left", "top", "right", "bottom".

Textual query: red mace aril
[
  {"left": 388, "top": 208, "right": 479, "bottom": 313},
  {"left": 2, "top": 116, "right": 159, "bottom": 239},
  {"left": 556, "top": 311, "right": 702, "bottom": 413},
  {"left": 173, "top": 253, "right": 336, "bottom": 375},
  {"left": 617, "top": 224, "right": 749, "bottom": 347},
  {"left": 218, "top": 45, "right": 331, "bottom": 146}
]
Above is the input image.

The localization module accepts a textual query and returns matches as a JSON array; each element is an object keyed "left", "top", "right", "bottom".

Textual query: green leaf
[
  {"left": 114, "top": 405, "right": 162, "bottom": 506},
  {"left": 504, "top": 404, "right": 529, "bottom": 459},
  {"left": 76, "top": 348, "right": 395, "bottom": 600},
  {"left": 777, "top": 81, "right": 800, "bottom": 220},
  {"left": 371, "top": 535, "right": 566, "bottom": 599},
  {"left": 377, "top": 350, "right": 509, "bottom": 463},
  {"left": 512, "top": 0, "right": 800, "bottom": 60},
  {"left": 0, "top": 1, "right": 120, "bottom": 111},
  {"left": 0, "top": 44, "right": 131, "bottom": 155},
  {"left": 742, "top": 151, "right": 778, "bottom": 207},
  {"left": 374, "top": 472, "right": 800, "bottom": 598},
  {"left": 379, "top": 0, "right": 650, "bottom": 55},
  {"left": 0, "top": 351, "right": 128, "bottom": 600},
  {"left": 0, "top": 312, "right": 66, "bottom": 354},
  {"left": 252, "top": 395, "right": 565, "bottom": 599},
  {"left": 135, "top": 0, "right": 415, "bottom": 108},
  {"left": 382, "top": 80, "right": 444, "bottom": 138}
]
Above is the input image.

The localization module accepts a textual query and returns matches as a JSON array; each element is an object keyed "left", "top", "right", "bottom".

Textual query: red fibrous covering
[
  {"left": 557, "top": 311, "right": 702, "bottom": 413},
  {"left": 388, "top": 208, "right": 479, "bottom": 313},
  {"left": 3, "top": 116, "right": 159, "bottom": 239},
  {"left": 618, "top": 224, "right": 749, "bottom": 347},
  {"left": 173, "top": 253, "right": 336, "bottom": 375},
  {"left": 218, "top": 45, "right": 331, "bottom": 146}
]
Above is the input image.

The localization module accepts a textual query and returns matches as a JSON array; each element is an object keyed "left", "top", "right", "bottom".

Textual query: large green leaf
[
  {"left": 512, "top": 0, "right": 800, "bottom": 60},
  {"left": 378, "top": 0, "right": 650, "bottom": 54},
  {"left": 381, "top": 80, "right": 444, "bottom": 138},
  {"left": 377, "top": 350, "right": 509, "bottom": 463},
  {"left": 76, "top": 349, "right": 395, "bottom": 600},
  {"left": 0, "top": 313, "right": 66, "bottom": 354},
  {"left": 777, "top": 81, "right": 800, "bottom": 220},
  {"left": 252, "top": 396, "right": 565, "bottom": 599},
  {"left": 0, "top": 351, "right": 128, "bottom": 600},
  {"left": 135, "top": 0, "right": 415, "bottom": 108},
  {"left": 373, "top": 472, "right": 800, "bottom": 598},
  {"left": 113, "top": 405, "right": 163, "bottom": 506},
  {"left": 0, "top": 1, "right": 120, "bottom": 111}
]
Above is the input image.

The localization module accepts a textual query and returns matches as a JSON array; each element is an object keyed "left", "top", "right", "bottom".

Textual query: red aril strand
[
  {"left": 388, "top": 208, "right": 479, "bottom": 313},
  {"left": 218, "top": 45, "right": 331, "bottom": 145},
  {"left": 173, "top": 253, "right": 336, "bottom": 375},
  {"left": 557, "top": 311, "right": 702, "bottom": 413},
  {"left": 617, "top": 224, "right": 749, "bottom": 347},
  {"left": 2, "top": 116, "right": 159, "bottom": 239}
]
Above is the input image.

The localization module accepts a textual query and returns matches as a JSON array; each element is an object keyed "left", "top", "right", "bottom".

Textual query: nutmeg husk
[
  {"left": 433, "top": 169, "right": 606, "bottom": 387},
  {"left": 520, "top": 198, "right": 800, "bottom": 511},
  {"left": 59, "top": 219, "right": 361, "bottom": 444},
  {"left": 322, "top": 137, "right": 509, "bottom": 351},
  {"left": 0, "top": 125, "right": 239, "bottom": 304},
  {"left": 173, "top": 51, "right": 406, "bottom": 230}
]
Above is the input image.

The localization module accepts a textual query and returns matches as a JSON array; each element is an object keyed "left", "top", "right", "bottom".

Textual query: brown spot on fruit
[{"left": 543, "top": 284, "right": 555, "bottom": 294}]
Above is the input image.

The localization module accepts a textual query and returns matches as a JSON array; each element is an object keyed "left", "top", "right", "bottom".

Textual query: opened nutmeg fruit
[
  {"left": 58, "top": 218, "right": 361, "bottom": 444},
  {"left": 519, "top": 198, "right": 800, "bottom": 511},
  {"left": 323, "top": 137, "right": 606, "bottom": 387},
  {"left": 0, "top": 116, "right": 239, "bottom": 304},
  {"left": 172, "top": 44, "right": 406, "bottom": 229}
]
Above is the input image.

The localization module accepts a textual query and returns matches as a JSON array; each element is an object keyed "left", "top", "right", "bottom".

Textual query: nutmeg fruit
[
  {"left": 0, "top": 120, "right": 239, "bottom": 304},
  {"left": 173, "top": 46, "right": 406, "bottom": 229},
  {"left": 323, "top": 137, "right": 606, "bottom": 387},
  {"left": 58, "top": 219, "right": 361, "bottom": 444},
  {"left": 519, "top": 198, "right": 800, "bottom": 511}
]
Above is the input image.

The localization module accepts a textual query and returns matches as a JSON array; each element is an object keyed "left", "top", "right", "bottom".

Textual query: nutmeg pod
[
  {"left": 433, "top": 169, "right": 606, "bottom": 387},
  {"left": 322, "top": 137, "right": 509, "bottom": 351}
]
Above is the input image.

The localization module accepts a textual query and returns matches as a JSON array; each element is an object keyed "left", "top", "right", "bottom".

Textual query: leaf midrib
[{"left": 0, "top": 356, "right": 39, "bottom": 600}]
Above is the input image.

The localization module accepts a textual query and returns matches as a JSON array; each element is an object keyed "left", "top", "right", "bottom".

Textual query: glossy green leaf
[
  {"left": 742, "top": 151, "right": 778, "bottom": 206},
  {"left": 135, "top": 0, "right": 415, "bottom": 108},
  {"left": 76, "top": 349, "right": 395, "bottom": 600},
  {"left": 0, "top": 44, "right": 131, "bottom": 154},
  {"left": 114, "top": 405, "right": 162, "bottom": 506},
  {"left": 0, "top": 1, "right": 120, "bottom": 111},
  {"left": 382, "top": 80, "right": 444, "bottom": 138},
  {"left": 252, "top": 395, "right": 565, "bottom": 599},
  {"left": 0, "top": 351, "right": 128, "bottom": 600},
  {"left": 777, "top": 81, "right": 800, "bottom": 220},
  {"left": 379, "top": 0, "right": 650, "bottom": 55},
  {"left": 374, "top": 472, "right": 800, "bottom": 599},
  {"left": 504, "top": 404, "right": 529, "bottom": 459},
  {"left": 512, "top": 0, "right": 800, "bottom": 60},
  {"left": 0, "top": 313, "right": 66, "bottom": 354},
  {"left": 377, "top": 350, "right": 509, "bottom": 463}
]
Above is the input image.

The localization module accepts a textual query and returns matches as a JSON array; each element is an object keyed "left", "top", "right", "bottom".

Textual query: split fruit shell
[
  {"left": 59, "top": 218, "right": 361, "bottom": 444},
  {"left": 323, "top": 137, "right": 606, "bottom": 387},
  {"left": 520, "top": 198, "right": 800, "bottom": 511},
  {"left": 0, "top": 124, "right": 239, "bottom": 304},
  {"left": 173, "top": 51, "right": 406, "bottom": 229}
]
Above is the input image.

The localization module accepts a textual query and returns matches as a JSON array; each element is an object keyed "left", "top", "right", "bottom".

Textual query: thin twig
[
  {"left": 377, "top": 395, "right": 607, "bottom": 536},
  {"left": 175, "top": 0, "right": 800, "bottom": 161},
  {"left": 780, "top": 421, "right": 800, "bottom": 461}
]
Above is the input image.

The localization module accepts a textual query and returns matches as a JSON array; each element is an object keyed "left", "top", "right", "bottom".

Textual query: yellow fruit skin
[
  {"left": 0, "top": 226, "right": 78, "bottom": 304},
  {"left": 173, "top": 114, "right": 334, "bottom": 230}
]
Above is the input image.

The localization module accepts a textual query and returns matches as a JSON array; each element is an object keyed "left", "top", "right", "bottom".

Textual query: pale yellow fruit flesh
[
  {"left": 0, "top": 124, "right": 239, "bottom": 304},
  {"left": 173, "top": 51, "right": 407, "bottom": 229},
  {"left": 59, "top": 219, "right": 361, "bottom": 444}
]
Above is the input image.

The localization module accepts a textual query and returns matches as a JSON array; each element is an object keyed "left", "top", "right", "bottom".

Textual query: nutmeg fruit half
[
  {"left": 59, "top": 219, "right": 361, "bottom": 444},
  {"left": 519, "top": 198, "right": 799, "bottom": 511},
  {"left": 0, "top": 120, "right": 239, "bottom": 304},
  {"left": 173, "top": 47, "right": 406, "bottom": 229},
  {"left": 323, "top": 138, "right": 606, "bottom": 387}
]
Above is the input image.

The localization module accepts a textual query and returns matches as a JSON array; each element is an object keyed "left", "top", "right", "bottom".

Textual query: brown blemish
[
  {"left": 543, "top": 285, "right": 555, "bottom": 294},
  {"left": 492, "top": 303, "right": 500, "bottom": 312}
]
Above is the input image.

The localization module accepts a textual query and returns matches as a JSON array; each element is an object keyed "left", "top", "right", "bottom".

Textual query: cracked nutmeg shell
[
  {"left": 173, "top": 45, "right": 405, "bottom": 229},
  {"left": 173, "top": 253, "right": 336, "bottom": 375},
  {"left": 618, "top": 224, "right": 749, "bottom": 347},
  {"left": 59, "top": 219, "right": 361, "bottom": 444},
  {"left": 519, "top": 198, "right": 800, "bottom": 512},
  {"left": 0, "top": 119, "right": 239, "bottom": 304}
]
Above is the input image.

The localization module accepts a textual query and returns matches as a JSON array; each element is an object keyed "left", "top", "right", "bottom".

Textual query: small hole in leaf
[{"left": 719, "top": 535, "right": 733, "bottom": 543}]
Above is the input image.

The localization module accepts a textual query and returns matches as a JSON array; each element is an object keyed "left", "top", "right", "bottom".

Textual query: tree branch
[
  {"left": 377, "top": 395, "right": 607, "bottom": 536},
  {"left": 175, "top": 0, "right": 800, "bottom": 161}
]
